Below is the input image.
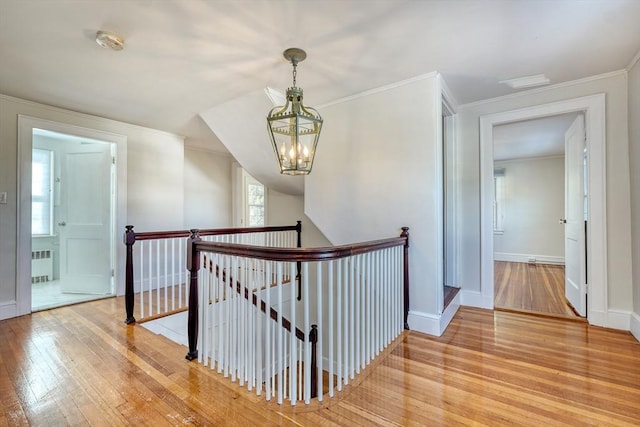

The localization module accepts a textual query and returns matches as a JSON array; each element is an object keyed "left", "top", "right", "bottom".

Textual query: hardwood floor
[
  {"left": 2, "top": 297, "right": 639, "bottom": 426},
  {"left": 494, "top": 261, "right": 580, "bottom": 319}
]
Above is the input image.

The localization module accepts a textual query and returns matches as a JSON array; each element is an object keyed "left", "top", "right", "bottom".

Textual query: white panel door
[
  {"left": 59, "top": 141, "right": 113, "bottom": 294},
  {"left": 564, "top": 115, "right": 586, "bottom": 316}
]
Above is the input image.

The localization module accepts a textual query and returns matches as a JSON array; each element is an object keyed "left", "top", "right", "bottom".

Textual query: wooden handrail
[
  {"left": 123, "top": 222, "right": 302, "bottom": 324},
  {"left": 192, "top": 236, "right": 407, "bottom": 262},
  {"left": 130, "top": 223, "right": 300, "bottom": 241},
  {"left": 211, "top": 262, "right": 307, "bottom": 341}
]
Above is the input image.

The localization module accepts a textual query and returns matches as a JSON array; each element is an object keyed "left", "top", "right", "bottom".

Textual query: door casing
[
  {"left": 17, "top": 115, "right": 127, "bottom": 315},
  {"left": 478, "top": 94, "right": 606, "bottom": 326}
]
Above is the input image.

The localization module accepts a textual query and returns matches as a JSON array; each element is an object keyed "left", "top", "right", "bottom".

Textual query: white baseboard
[
  {"left": 0, "top": 301, "right": 18, "bottom": 321},
  {"left": 494, "top": 252, "right": 565, "bottom": 265},
  {"left": 460, "top": 290, "right": 493, "bottom": 309},
  {"left": 631, "top": 312, "right": 640, "bottom": 343},
  {"left": 407, "top": 310, "right": 443, "bottom": 336},
  {"left": 440, "top": 293, "right": 460, "bottom": 333},
  {"left": 606, "top": 309, "right": 631, "bottom": 331},
  {"left": 408, "top": 297, "right": 461, "bottom": 337}
]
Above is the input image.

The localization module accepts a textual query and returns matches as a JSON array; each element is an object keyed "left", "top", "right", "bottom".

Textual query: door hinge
[
  {"left": 112, "top": 156, "right": 116, "bottom": 165},
  {"left": 111, "top": 269, "right": 115, "bottom": 277},
  {"left": 585, "top": 283, "right": 588, "bottom": 293}
]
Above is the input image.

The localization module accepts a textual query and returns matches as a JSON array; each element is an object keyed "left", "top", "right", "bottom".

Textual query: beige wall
[
  {"left": 183, "top": 147, "right": 233, "bottom": 229},
  {"left": 0, "top": 94, "right": 233, "bottom": 319},
  {"left": 494, "top": 156, "right": 565, "bottom": 263},
  {"left": 266, "top": 189, "right": 330, "bottom": 248},
  {"left": 457, "top": 72, "right": 633, "bottom": 316},
  {"left": 628, "top": 57, "right": 640, "bottom": 340}
]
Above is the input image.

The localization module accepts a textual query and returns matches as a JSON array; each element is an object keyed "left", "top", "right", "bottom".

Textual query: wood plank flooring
[
  {"left": 1, "top": 297, "right": 639, "bottom": 426},
  {"left": 494, "top": 261, "right": 580, "bottom": 319}
]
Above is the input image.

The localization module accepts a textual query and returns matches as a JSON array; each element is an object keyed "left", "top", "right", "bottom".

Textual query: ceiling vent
[{"left": 499, "top": 74, "right": 549, "bottom": 89}]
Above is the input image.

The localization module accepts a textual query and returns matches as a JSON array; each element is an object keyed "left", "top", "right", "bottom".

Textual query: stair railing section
[
  {"left": 186, "top": 227, "right": 410, "bottom": 406},
  {"left": 123, "top": 222, "right": 301, "bottom": 324}
]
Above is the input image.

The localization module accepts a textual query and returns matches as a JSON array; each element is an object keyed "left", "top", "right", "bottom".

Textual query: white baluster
[
  {"left": 289, "top": 262, "right": 297, "bottom": 405},
  {"left": 277, "top": 262, "right": 283, "bottom": 405},
  {"left": 317, "top": 260, "right": 323, "bottom": 402}
]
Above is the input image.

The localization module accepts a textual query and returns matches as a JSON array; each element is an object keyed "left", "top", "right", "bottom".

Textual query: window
[
  {"left": 246, "top": 182, "right": 265, "bottom": 226},
  {"left": 32, "top": 148, "right": 54, "bottom": 235},
  {"left": 493, "top": 168, "right": 505, "bottom": 234},
  {"left": 242, "top": 171, "right": 265, "bottom": 227}
]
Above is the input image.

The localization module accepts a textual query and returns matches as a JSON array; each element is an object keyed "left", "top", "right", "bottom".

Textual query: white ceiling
[
  {"left": 493, "top": 113, "right": 579, "bottom": 162},
  {"left": 1, "top": 0, "right": 639, "bottom": 156}
]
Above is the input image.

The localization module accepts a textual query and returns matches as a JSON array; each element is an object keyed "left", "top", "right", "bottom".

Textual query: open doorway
[
  {"left": 17, "top": 115, "right": 128, "bottom": 316},
  {"left": 31, "top": 129, "right": 115, "bottom": 311},
  {"left": 479, "top": 94, "right": 607, "bottom": 326},
  {"left": 491, "top": 113, "right": 583, "bottom": 319}
]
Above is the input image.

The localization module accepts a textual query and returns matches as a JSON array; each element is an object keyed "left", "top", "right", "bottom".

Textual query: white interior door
[
  {"left": 564, "top": 114, "right": 586, "bottom": 316},
  {"left": 59, "top": 140, "right": 113, "bottom": 294}
]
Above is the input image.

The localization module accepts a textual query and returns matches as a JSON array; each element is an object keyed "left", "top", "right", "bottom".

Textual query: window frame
[{"left": 31, "top": 148, "right": 54, "bottom": 236}]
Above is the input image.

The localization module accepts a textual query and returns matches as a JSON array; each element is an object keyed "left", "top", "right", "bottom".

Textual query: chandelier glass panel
[{"left": 267, "top": 48, "right": 323, "bottom": 175}]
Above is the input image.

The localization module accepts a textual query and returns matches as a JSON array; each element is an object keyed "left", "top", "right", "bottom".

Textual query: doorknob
[
  {"left": 559, "top": 219, "right": 567, "bottom": 224},
  {"left": 58, "top": 221, "right": 66, "bottom": 226}
]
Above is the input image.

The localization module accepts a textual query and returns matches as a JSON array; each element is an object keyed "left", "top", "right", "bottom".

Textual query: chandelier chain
[{"left": 292, "top": 62, "right": 298, "bottom": 87}]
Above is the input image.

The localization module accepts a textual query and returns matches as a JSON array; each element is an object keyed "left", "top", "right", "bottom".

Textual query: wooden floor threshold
[{"left": 494, "top": 306, "right": 588, "bottom": 323}]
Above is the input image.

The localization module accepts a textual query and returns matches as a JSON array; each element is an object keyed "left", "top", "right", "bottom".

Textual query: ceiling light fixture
[
  {"left": 95, "top": 30, "right": 125, "bottom": 51},
  {"left": 499, "top": 74, "right": 550, "bottom": 89},
  {"left": 267, "top": 48, "right": 323, "bottom": 175}
]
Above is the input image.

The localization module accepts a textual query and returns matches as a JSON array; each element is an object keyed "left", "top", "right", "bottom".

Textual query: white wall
[
  {"left": 306, "top": 74, "right": 443, "bottom": 333},
  {"left": 494, "top": 156, "right": 565, "bottom": 264},
  {"left": 183, "top": 147, "right": 233, "bottom": 229},
  {"left": 628, "top": 56, "right": 640, "bottom": 341},
  {"left": 457, "top": 72, "right": 633, "bottom": 315}
]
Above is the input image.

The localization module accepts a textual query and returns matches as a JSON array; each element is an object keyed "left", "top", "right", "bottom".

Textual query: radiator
[{"left": 32, "top": 250, "right": 53, "bottom": 283}]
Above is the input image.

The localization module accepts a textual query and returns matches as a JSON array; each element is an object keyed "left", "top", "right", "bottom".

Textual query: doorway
[
  {"left": 479, "top": 94, "right": 607, "bottom": 326},
  {"left": 31, "top": 129, "right": 115, "bottom": 311},
  {"left": 491, "top": 113, "right": 582, "bottom": 319},
  {"left": 17, "top": 116, "right": 128, "bottom": 316}
]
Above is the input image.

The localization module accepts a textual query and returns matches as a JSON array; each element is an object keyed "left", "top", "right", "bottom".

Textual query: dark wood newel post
[
  {"left": 310, "top": 324, "right": 318, "bottom": 398},
  {"left": 185, "top": 229, "right": 202, "bottom": 361},
  {"left": 124, "top": 225, "right": 136, "bottom": 324},
  {"left": 401, "top": 227, "right": 410, "bottom": 330},
  {"left": 296, "top": 220, "right": 302, "bottom": 301}
]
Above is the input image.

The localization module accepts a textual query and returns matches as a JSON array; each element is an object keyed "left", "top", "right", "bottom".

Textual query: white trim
[
  {"left": 434, "top": 76, "right": 445, "bottom": 314},
  {"left": 407, "top": 310, "right": 442, "bottom": 336},
  {"left": 494, "top": 253, "right": 565, "bottom": 265},
  {"left": 319, "top": 71, "right": 438, "bottom": 109},
  {"left": 479, "top": 94, "right": 607, "bottom": 326},
  {"left": 183, "top": 144, "right": 232, "bottom": 156},
  {"left": 631, "top": 312, "right": 640, "bottom": 343},
  {"left": 626, "top": 49, "right": 640, "bottom": 72},
  {"left": 460, "top": 70, "right": 624, "bottom": 110},
  {"left": 17, "top": 116, "right": 128, "bottom": 314},
  {"left": 440, "top": 292, "right": 460, "bottom": 333},
  {"left": 606, "top": 309, "right": 631, "bottom": 331},
  {"left": 0, "top": 301, "right": 18, "bottom": 321},
  {"left": 459, "top": 290, "right": 493, "bottom": 309}
]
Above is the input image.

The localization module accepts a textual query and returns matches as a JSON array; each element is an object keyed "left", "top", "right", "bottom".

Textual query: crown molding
[
  {"left": 318, "top": 71, "right": 439, "bottom": 109},
  {"left": 458, "top": 69, "right": 626, "bottom": 110},
  {"left": 627, "top": 48, "right": 640, "bottom": 72},
  {"left": 0, "top": 93, "right": 185, "bottom": 141}
]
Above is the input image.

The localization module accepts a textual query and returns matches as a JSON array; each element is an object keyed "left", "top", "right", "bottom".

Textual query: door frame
[
  {"left": 479, "top": 94, "right": 606, "bottom": 326},
  {"left": 17, "top": 115, "right": 127, "bottom": 315}
]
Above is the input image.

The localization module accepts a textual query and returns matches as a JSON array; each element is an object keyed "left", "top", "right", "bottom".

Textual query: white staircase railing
[
  {"left": 123, "top": 223, "right": 301, "bottom": 323},
  {"left": 186, "top": 227, "right": 410, "bottom": 405}
]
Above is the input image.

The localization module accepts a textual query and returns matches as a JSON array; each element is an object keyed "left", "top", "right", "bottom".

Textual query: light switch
[{"left": 0, "top": 192, "right": 6, "bottom": 204}]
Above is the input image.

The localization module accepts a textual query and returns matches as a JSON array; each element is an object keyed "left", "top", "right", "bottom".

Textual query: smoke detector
[{"left": 95, "top": 30, "right": 124, "bottom": 51}]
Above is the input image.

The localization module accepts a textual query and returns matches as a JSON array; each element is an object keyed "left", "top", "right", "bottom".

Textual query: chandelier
[{"left": 267, "top": 48, "right": 323, "bottom": 175}]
